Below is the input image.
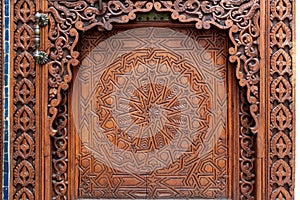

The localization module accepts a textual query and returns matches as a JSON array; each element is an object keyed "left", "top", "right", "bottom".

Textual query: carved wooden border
[
  {"left": 11, "top": 0, "right": 36, "bottom": 199},
  {"left": 47, "top": 1, "right": 260, "bottom": 199},
  {"left": 10, "top": 0, "right": 296, "bottom": 199},
  {"left": 269, "top": 0, "right": 295, "bottom": 198}
]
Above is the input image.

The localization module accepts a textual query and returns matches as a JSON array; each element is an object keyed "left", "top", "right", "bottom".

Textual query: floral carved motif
[
  {"left": 270, "top": 0, "right": 294, "bottom": 198},
  {"left": 12, "top": 0, "right": 36, "bottom": 199},
  {"left": 239, "top": 86, "right": 256, "bottom": 199},
  {"left": 47, "top": 0, "right": 260, "bottom": 199},
  {"left": 9, "top": 0, "right": 296, "bottom": 199}
]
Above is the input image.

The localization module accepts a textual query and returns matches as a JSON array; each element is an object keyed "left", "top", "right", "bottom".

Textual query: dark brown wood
[{"left": 9, "top": 0, "right": 295, "bottom": 199}]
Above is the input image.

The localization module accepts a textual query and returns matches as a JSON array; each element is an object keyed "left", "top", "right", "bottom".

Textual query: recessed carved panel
[
  {"left": 72, "top": 27, "right": 229, "bottom": 199},
  {"left": 95, "top": 48, "right": 211, "bottom": 154}
]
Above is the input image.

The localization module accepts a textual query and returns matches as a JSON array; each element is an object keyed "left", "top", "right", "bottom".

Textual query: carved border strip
[
  {"left": 269, "top": 0, "right": 295, "bottom": 198},
  {"left": 12, "top": 0, "right": 36, "bottom": 199},
  {"left": 239, "top": 86, "right": 256, "bottom": 199},
  {"left": 47, "top": 1, "right": 260, "bottom": 199}
]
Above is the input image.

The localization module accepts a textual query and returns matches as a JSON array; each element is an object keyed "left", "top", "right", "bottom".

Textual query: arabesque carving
[
  {"left": 12, "top": 0, "right": 36, "bottom": 199},
  {"left": 75, "top": 28, "right": 229, "bottom": 199},
  {"left": 47, "top": 0, "right": 260, "bottom": 199},
  {"left": 10, "top": 0, "right": 296, "bottom": 199},
  {"left": 269, "top": 0, "right": 294, "bottom": 198}
]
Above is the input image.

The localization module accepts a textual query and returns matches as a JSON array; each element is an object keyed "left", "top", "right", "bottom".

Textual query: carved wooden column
[
  {"left": 269, "top": 0, "right": 295, "bottom": 199},
  {"left": 11, "top": 0, "right": 37, "bottom": 199}
]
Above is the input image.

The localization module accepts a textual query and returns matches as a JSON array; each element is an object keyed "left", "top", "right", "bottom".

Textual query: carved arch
[{"left": 47, "top": 0, "right": 260, "bottom": 199}]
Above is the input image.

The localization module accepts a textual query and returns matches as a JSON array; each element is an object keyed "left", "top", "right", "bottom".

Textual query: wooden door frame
[{"left": 10, "top": 0, "right": 295, "bottom": 199}]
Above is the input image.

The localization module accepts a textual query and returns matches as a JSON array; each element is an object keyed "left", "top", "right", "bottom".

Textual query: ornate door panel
[
  {"left": 9, "top": 0, "right": 296, "bottom": 200},
  {"left": 72, "top": 27, "right": 231, "bottom": 199}
]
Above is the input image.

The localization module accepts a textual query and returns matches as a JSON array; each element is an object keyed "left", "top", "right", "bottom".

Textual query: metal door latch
[{"left": 34, "top": 12, "right": 49, "bottom": 65}]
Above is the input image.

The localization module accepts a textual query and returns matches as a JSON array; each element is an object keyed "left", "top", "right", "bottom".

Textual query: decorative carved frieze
[
  {"left": 269, "top": 0, "right": 294, "bottom": 198},
  {"left": 12, "top": 0, "right": 36, "bottom": 199}
]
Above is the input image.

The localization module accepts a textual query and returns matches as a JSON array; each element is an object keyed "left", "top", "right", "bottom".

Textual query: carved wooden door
[
  {"left": 71, "top": 27, "right": 233, "bottom": 199},
  {"left": 10, "top": 0, "right": 296, "bottom": 200}
]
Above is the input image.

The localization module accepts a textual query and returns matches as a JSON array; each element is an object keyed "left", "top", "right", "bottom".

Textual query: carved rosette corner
[
  {"left": 47, "top": 0, "right": 260, "bottom": 199},
  {"left": 269, "top": 0, "right": 294, "bottom": 199},
  {"left": 13, "top": 0, "right": 37, "bottom": 199}
]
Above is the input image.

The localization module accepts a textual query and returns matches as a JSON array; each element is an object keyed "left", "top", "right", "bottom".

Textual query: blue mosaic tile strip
[{"left": 3, "top": 0, "right": 10, "bottom": 199}]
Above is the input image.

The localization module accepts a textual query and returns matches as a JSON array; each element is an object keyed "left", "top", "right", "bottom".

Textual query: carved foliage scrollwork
[
  {"left": 270, "top": 0, "right": 294, "bottom": 198},
  {"left": 239, "top": 86, "right": 255, "bottom": 199},
  {"left": 48, "top": 0, "right": 260, "bottom": 199},
  {"left": 13, "top": 0, "right": 36, "bottom": 199}
]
